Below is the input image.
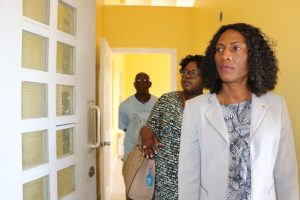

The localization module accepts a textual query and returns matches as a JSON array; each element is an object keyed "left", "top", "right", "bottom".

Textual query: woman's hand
[{"left": 140, "top": 126, "right": 162, "bottom": 159}]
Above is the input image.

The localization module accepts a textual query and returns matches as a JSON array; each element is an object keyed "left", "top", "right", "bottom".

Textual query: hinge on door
[
  {"left": 101, "top": 141, "right": 111, "bottom": 147},
  {"left": 88, "top": 166, "right": 95, "bottom": 177}
]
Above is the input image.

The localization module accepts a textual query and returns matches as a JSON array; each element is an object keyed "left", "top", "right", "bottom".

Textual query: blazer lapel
[
  {"left": 250, "top": 94, "right": 268, "bottom": 141},
  {"left": 205, "top": 95, "right": 229, "bottom": 143}
]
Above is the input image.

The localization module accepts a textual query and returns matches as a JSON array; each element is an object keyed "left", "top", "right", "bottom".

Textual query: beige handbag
[{"left": 122, "top": 145, "right": 155, "bottom": 200}]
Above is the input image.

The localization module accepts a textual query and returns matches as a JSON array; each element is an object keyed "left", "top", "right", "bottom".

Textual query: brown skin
[
  {"left": 214, "top": 29, "right": 251, "bottom": 104},
  {"left": 134, "top": 72, "right": 152, "bottom": 103},
  {"left": 181, "top": 61, "right": 204, "bottom": 100},
  {"left": 140, "top": 61, "right": 203, "bottom": 159}
]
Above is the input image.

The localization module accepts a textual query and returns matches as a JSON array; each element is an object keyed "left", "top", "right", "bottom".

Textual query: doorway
[{"left": 110, "top": 48, "right": 177, "bottom": 199}]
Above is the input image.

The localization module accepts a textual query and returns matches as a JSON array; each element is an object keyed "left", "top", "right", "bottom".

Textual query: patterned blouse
[
  {"left": 146, "top": 91, "right": 184, "bottom": 200},
  {"left": 221, "top": 100, "right": 252, "bottom": 200}
]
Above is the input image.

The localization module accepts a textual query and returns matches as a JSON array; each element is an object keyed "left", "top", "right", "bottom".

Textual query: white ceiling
[{"left": 105, "top": 0, "right": 196, "bottom": 7}]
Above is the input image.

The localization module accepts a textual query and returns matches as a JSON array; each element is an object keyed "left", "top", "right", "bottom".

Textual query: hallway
[{"left": 111, "top": 158, "right": 126, "bottom": 200}]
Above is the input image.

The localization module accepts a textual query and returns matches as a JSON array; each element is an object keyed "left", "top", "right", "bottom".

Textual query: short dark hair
[
  {"left": 203, "top": 23, "right": 278, "bottom": 96},
  {"left": 179, "top": 55, "right": 204, "bottom": 71}
]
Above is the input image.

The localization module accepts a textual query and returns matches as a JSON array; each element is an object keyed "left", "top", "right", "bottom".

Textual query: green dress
[{"left": 146, "top": 91, "right": 184, "bottom": 200}]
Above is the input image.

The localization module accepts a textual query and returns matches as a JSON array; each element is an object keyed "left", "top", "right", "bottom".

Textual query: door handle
[{"left": 89, "top": 103, "right": 101, "bottom": 149}]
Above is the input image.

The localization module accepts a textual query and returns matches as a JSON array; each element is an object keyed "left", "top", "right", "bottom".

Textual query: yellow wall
[
  {"left": 123, "top": 54, "right": 171, "bottom": 99},
  {"left": 103, "top": 6, "right": 196, "bottom": 88},
  {"left": 194, "top": 0, "right": 300, "bottom": 182}
]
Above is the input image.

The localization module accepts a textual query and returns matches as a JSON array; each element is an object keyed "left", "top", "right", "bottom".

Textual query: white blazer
[{"left": 178, "top": 92, "right": 299, "bottom": 200}]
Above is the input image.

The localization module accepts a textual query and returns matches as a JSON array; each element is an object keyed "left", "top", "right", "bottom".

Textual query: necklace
[{"left": 219, "top": 90, "right": 251, "bottom": 105}]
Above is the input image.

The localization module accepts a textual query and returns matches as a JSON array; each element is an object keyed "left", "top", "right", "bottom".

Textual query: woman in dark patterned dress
[{"left": 140, "top": 55, "right": 204, "bottom": 199}]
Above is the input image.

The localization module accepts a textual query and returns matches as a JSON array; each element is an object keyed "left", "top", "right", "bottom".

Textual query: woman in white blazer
[{"left": 178, "top": 23, "right": 299, "bottom": 200}]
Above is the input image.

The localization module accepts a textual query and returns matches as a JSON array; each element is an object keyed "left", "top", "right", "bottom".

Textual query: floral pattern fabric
[
  {"left": 221, "top": 100, "right": 252, "bottom": 200},
  {"left": 146, "top": 91, "right": 184, "bottom": 200}
]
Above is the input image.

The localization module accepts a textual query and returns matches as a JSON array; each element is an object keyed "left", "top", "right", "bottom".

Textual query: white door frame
[{"left": 98, "top": 37, "right": 113, "bottom": 200}]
